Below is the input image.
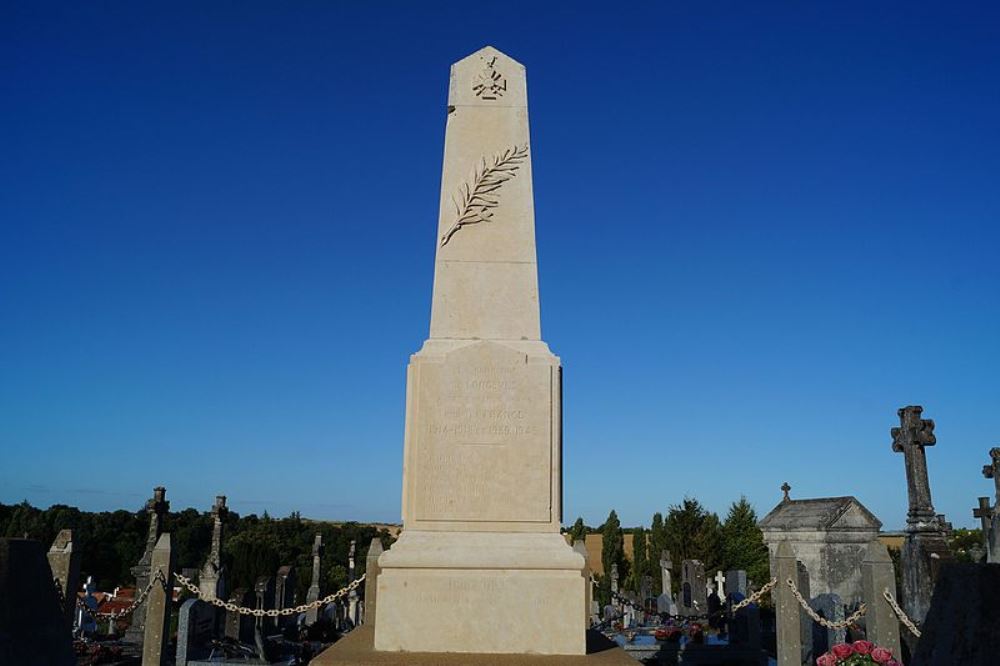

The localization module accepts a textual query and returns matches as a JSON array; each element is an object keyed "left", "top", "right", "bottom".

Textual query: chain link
[
  {"left": 784, "top": 577, "right": 866, "bottom": 630},
  {"left": 731, "top": 577, "right": 777, "bottom": 612},
  {"left": 172, "top": 572, "right": 365, "bottom": 617},
  {"left": 881, "top": 588, "right": 922, "bottom": 638},
  {"left": 77, "top": 570, "right": 168, "bottom": 620}
]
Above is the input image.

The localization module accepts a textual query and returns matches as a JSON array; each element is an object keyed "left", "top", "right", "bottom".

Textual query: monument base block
[
  {"left": 373, "top": 531, "right": 587, "bottom": 655},
  {"left": 315, "top": 626, "right": 634, "bottom": 665}
]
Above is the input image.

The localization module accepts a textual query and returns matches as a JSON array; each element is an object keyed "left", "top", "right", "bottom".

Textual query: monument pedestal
[
  {"left": 375, "top": 532, "right": 585, "bottom": 655},
  {"left": 314, "top": 625, "right": 634, "bottom": 666}
]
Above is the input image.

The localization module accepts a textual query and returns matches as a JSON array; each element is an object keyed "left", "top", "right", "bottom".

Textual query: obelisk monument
[{"left": 374, "top": 46, "right": 586, "bottom": 655}]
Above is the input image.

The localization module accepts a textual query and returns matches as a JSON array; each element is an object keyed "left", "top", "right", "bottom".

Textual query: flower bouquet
[{"left": 816, "top": 641, "right": 901, "bottom": 666}]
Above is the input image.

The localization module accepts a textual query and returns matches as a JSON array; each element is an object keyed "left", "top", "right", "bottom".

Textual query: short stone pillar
[
  {"left": 572, "top": 540, "right": 591, "bottom": 627},
  {"left": 364, "top": 537, "right": 383, "bottom": 626},
  {"left": 47, "top": 529, "right": 81, "bottom": 628},
  {"left": 142, "top": 533, "right": 175, "bottom": 666},
  {"left": 774, "top": 541, "right": 802, "bottom": 666},
  {"left": 861, "top": 539, "right": 901, "bottom": 657}
]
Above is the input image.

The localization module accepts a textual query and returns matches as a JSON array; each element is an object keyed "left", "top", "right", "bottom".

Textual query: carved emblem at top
[
  {"left": 472, "top": 56, "right": 507, "bottom": 100},
  {"left": 440, "top": 145, "right": 528, "bottom": 246}
]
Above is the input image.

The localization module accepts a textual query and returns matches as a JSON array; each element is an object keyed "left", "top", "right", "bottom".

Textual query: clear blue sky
[{"left": 2, "top": 2, "right": 998, "bottom": 531}]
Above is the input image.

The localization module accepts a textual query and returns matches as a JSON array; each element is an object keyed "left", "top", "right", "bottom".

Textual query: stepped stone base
[{"left": 312, "top": 625, "right": 634, "bottom": 665}]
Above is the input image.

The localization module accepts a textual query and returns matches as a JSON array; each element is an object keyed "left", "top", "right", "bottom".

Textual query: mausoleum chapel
[{"left": 4, "top": 18, "right": 999, "bottom": 666}]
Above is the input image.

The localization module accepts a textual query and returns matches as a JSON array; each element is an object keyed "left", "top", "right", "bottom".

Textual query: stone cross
[
  {"left": 974, "top": 497, "right": 992, "bottom": 533},
  {"left": 781, "top": 482, "right": 792, "bottom": 502},
  {"left": 611, "top": 563, "right": 619, "bottom": 594},
  {"left": 891, "top": 405, "right": 938, "bottom": 528},
  {"left": 127, "top": 486, "right": 169, "bottom": 646},
  {"left": 305, "top": 534, "right": 323, "bottom": 624},
  {"left": 982, "top": 448, "right": 1000, "bottom": 506},
  {"left": 714, "top": 571, "right": 726, "bottom": 597},
  {"left": 199, "top": 495, "right": 228, "bottom": 601}
]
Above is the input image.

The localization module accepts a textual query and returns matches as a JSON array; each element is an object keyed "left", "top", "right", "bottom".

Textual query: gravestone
[
  {"left": 640, "top": 574, "right": 652, "bottom": 605},
  {"left": 714, "top": 570, "right": 726, "bottom": 599},
  {"left": 809, "top": 593, "right": 845, "bottom": 657},
  {"left": 126, "top": 485, "right": 169, "bottom": 645},
  {"left": 725, "top": 569, "right": 748, "bottom": 598},
  {"left": 142, "top": 533, "right": 175, "bottom": 666},
  {"left": 0, "top": 538, "right": 75, "bottom": 665},
  {"left": 177, "top": 598, "right": 214, "bottom": 665},
  {"left": 305, "top": 534, "right": 324, "bottom": 624},
  {"left": 254, "top": 575, "right": 275, "bottom": 635},
  {"left": 912, "top": 563, "right": 1000, "bottom": 666},
  {"left": 225, "top": 588, "right": 256, "bottom": 644},
  {"left": 657, "top": 550, "right": 676, "bottom": 615},
  {"left": 891, "top": 405, "right": 951, "bottom": 624},
  {"left": 372, "top": 45, "right": 586, "bottom": 656},
  {"left": 47, "top": 528, "right": 81, "bottom": 627},
  {"left": 346, "top": 541, "right": 358, "bottom": 626},
  {"left": 198, "top": 495, "right": 227, "bottom": 601},
  {"left": 364, "top": 536, "right": 382, "bottom": 626},
  {"left": 677, "top": 559, "right": 707, "bottom": 617},
  {"left": 610, "top": 562, "right": 619, "bottom": 594},
  {"left": 275, "top": 565, "right": 296, "bottom": 628}
]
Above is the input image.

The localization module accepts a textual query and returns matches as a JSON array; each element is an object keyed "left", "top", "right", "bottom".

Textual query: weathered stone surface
[
  {"left": 773, "top": 542, "right": 802, "bottom": 666},
  {"left": 47, "top": 528, "right": 81, "bottom": 627},
  {"left": 177, "top": 598, "right": 214, "bottom": 665},
  {"left": 305, "top": 534, "right": 324, "bottom": 624},
  {"left": 198, "top": 495, "right": 227, "bottom": 601},
  {"left": 224, "top": 588, "right": 256, "bottom": 643},
  {"left": 128, "top": 485, "right": 169, "bottom": 645},
  {"left": 860, "top": 539, "right": 901, "bottom": 658},
  {"left": 374, "top": 45, "right": 585, "bottom": 656},
  {"left": 677, "top": 559, "right": 707, "bottom": 617},
  {"left": 912, "top": 563, "right": 1000, "bottom": 666},
  {"left": 891, "top": 406, "right": 952, "bottom": 625},
  {"left": 759, "top": 493, "right": 881, "bottom": 605},
  {"left": 142, "top": 533, "right": 174, "bottom": 666},
  {"left": 364, "top": 537, "right": 383, "bottom": 626},
  {"left": 275, "top": 565, "right": 296, "bottom": 628},
  {"left": 0, "top": 538, "right": 75, "bottom": 665}
]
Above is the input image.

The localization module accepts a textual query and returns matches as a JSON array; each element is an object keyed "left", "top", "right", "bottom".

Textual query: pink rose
[
  {"left": 871, "top": 647, "right": 894, "bottom": 663},
  {"left": 886, "top": 661, "right": 901, "bottom": 666},
  {"left": 852, "top": 640, "right": 874, "bottom": 655},
  {"left": 816, "top": 653, "right": 837, "bottom": 666},
  {"left": 831, "top": 644, "right": 854, "bottom": 659}
]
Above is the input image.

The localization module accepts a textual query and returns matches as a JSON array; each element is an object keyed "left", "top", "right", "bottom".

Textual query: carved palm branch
[{"left": 440, "top": 144, "right": 529, "bottom": 246}]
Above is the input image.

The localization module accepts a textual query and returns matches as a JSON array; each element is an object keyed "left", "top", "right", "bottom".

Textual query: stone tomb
[{"left": 373, "top": 46, "right": 585, "bottom": 656}]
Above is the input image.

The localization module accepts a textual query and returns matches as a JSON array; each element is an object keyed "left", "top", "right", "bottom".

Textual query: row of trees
[
  {"left": 568, "top": 497, "right": 771, "bottom": 606},
  {"left": 0, "top": 501, "right": 394, "bottom": 603}
]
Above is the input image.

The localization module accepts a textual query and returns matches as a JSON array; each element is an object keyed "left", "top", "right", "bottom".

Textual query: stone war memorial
[{"left": 316, "top": 45, "right": 630, "bottom": 664}]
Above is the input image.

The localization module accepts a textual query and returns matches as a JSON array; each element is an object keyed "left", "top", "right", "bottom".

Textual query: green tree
[
  {"left": 720, "top": 496, "right": 770, "bottom": 585},
  {"left": 568, "top": 517, "right": 587, "bottom": 544},
  {"left": 629, "top": 527, "right": 649, "bottom": 595},
  {"left": 664, "top": 498, "right": 723, "bottom": 575},
  {"left": 597, "top": 510, "right": 627, "bottom": 606}
]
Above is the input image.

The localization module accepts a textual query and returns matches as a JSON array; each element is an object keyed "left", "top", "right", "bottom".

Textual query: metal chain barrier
[
  {"left": 785, "top": 577, "right": 867, "bottom": 630},
  {"left": 731, "top": 577, "right": 777, "bottom": 612},
  {"left": 77, "top": 570, "right": 168, "bottom": 620},
  {"left": 882, "top": 588, "right": 922, "bottom": 638},
  {"left": 173, "top": 571, "right": 365, "bottom": 617}
]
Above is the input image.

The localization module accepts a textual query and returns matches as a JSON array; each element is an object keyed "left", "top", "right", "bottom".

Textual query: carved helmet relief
[{"left": 472, "top": 55, "right": 507, "bottom": 100}]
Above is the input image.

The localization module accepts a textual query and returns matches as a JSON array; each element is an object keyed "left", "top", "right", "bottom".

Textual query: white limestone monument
[{"left": 374, "top": 46, "right": 587, "bottom": 655}]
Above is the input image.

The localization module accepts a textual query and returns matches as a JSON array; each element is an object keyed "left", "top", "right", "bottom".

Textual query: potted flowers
[{"left": 816, "top": 641, "right": 901, "bottom": 666}]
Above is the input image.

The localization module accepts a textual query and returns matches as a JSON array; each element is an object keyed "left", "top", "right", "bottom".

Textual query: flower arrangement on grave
[
  {"left": 686, "top": 622, "right": 705, "bottom": 643},
  {"left": 815, "top": 641, "right": 901, "bottom": 666}
]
